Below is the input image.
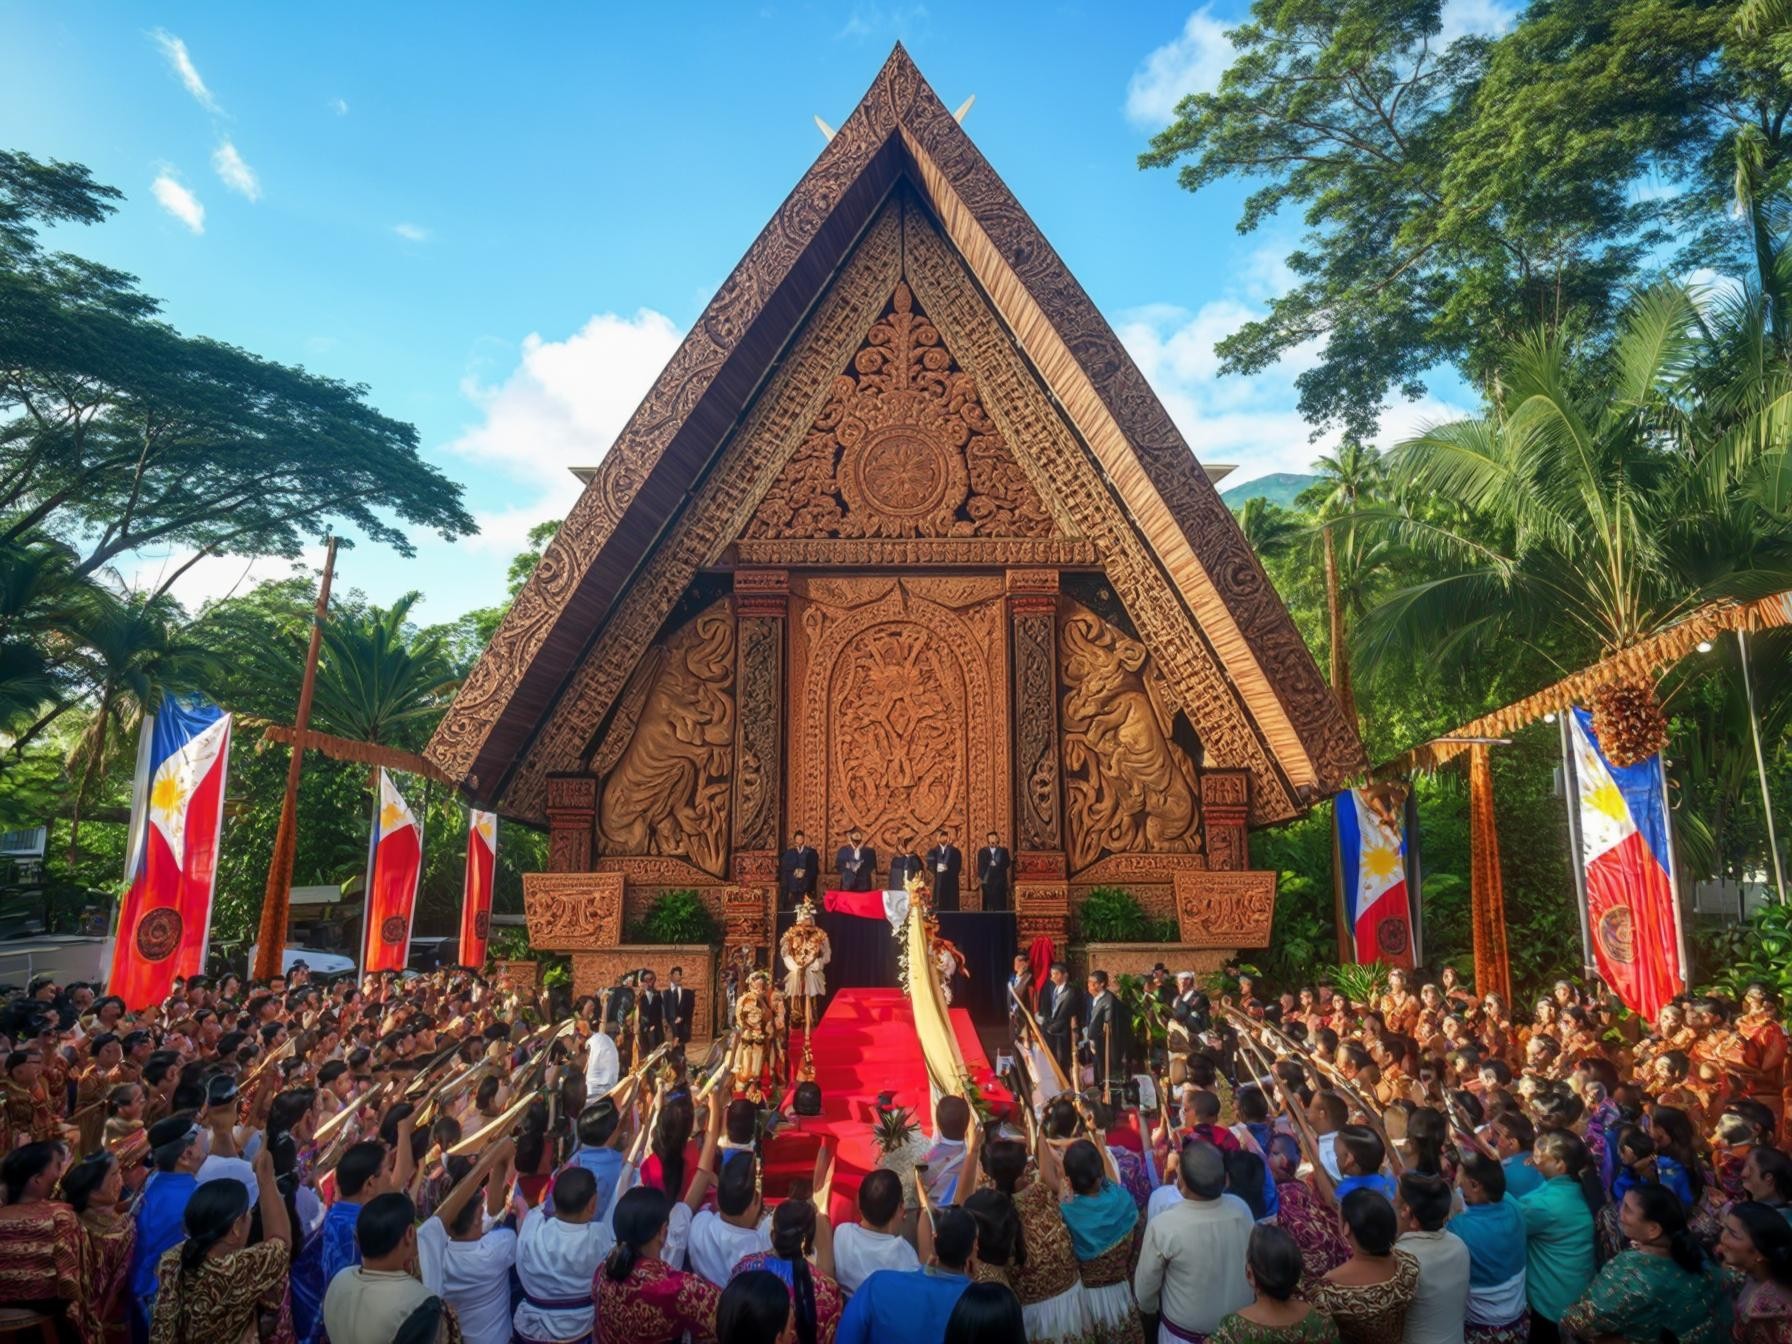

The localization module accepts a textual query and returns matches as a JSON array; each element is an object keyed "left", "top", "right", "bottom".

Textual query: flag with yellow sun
[
  {"left": 362, "top": 768, "right": 423, "bottom": 973},
  {"left": 1335, "top": 788, "right": 1416, "bottom": 968},
  {"left": 110, "top": 693, "right": 233, "bottom": 1008},
  {"left": 458, "top": 809, "right": 498, "bottom": 967}
]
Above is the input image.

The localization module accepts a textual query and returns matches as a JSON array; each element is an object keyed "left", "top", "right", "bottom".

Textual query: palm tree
[
  {"left": 1235, "top": 497, "right": 1301, "bottom": 560},
  {"left": 0, "top": 533, "right": 114, "bottom": 752},
  {"left": 1298, "top": 439, "right": 1387, "bottom": 727},
  {"left": 307, "top": 592, "right": 459, "bottom": 750}
]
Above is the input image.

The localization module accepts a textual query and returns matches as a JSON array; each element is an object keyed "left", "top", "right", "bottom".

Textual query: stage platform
[{"left": 770, "top": 987, "right": 1011, "bottom": 1225}]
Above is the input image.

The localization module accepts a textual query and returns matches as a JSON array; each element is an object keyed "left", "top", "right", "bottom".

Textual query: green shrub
[
  {"left": 489, "top": 927, "right": 535, "bottom": 961},
  {"left": 1077, "top": 886, "right": 1177, "bottom": 943},
  {"left": 627, "top": 888, "right": 720, "bottom": 945}
]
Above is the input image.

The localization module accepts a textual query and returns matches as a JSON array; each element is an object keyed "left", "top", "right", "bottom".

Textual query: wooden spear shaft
[{"left": 253, "top": 536, "right": 337, "bottom": 982}]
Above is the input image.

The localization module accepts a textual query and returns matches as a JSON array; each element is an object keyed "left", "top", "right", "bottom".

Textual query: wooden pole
[
  {"left": 253, "top": 537, "right": 337, "bottom": 982},
  {"left": 1737, "top": 630, "right": 1788, "bottom": 904}
]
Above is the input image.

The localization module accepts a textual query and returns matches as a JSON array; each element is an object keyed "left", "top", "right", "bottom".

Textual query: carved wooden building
[{"left": 424, "top": 47, "right": 1366, "bottom": 1006}]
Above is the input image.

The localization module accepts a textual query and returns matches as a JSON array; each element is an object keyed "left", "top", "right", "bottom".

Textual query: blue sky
[{"left": 5, "top": 3, "right": 1505, "bottom": 624}]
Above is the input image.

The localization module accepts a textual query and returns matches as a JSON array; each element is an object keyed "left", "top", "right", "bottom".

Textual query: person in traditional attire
[
  {"left": 730, "top": 1197, "right": 845, "bottom": 1344},
  {"left": 1738, "top": 983, "right": 1790, "bottom": 1130},
  {"left": 1306, "top": 1191, "right": 1420, "bottom": 1344},
  {"left": 1559, "top": 1184, "right": 1730, "bottom": 1344},
  {"left": 835, "top": 830, "right": 876, "bottom": 893},
  {"left": 926, "top": 831, "right": 963, "bottom": 912},
  {"left": 0, "top": 1141, "right": 98, "bottom": 1344},
  {"left": 1, "top": 1048, "right": 60, "bottom": 1151},
  {"left": 1056, "top": 1140, "right": 1143, "bottom": 1344},
  {"left": 148, "top": 1148, "right": 293, "bottom": 1344},
  {"left": 1266, "top": 1134, "right": 1349, "bottom": 1284},
  {"left": 734, "top": 973, "right": 776, "bottom": 1103},
  {"left": 1721, "top": 1200, "right": 1792, "bottom": 1344},
  {"left": 1211, "top": 1225, "right": 1342, "bottom": 1344},
  {"left": 981, "top": 1139, "right": 1094, "bottom": 1344},
  {"left": 131, "top": 1112, "right": 213, "bottom": 1342},
  {"left": 976, "top": 832, "right": 1011, "bottom": 912},
  {"left": 779, "top": 832, "right": 819, "bottom": 909},
  {"left": 74, "top": 1033, "right": 126, "bottom": 1156},
  {"left": 62, "top": 1147, "right": 138, "bottom": 1344},
  {"left": 888, "top": 838, "right": 923, "bottom": 891},
  {"left": 779, "top": 901, "right": 830, "bottom": 1035},
  {"left": 595, "top": 1187, "right": 719, "bottom": 1344},
  {"left": 513, "top": 1167, "right": 611, "bottom": 1344}
]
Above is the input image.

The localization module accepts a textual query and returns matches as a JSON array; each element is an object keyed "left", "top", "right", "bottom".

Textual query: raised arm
[{"left": 683, "top": 1082, "right": 727, "bottom": 1213}]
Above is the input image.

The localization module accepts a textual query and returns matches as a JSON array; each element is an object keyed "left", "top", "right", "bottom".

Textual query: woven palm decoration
[{"left": 1591, "top": 679, "right": 1668, "bottom": 766}]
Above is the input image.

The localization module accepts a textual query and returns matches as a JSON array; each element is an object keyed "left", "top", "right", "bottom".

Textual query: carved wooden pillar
[
  {"left": 723, "top": 885, "right": 772, "bottom": 976},
  {"left": 731, "top": 569, "right": 787, "bottom": 888},
  {"left": 545, "top": 774, "right": 597, "bottom": 873},
  {"left": 1007, "top": 571, "right": 1066, "bottom": 904},
  {"left": 1200, "top": 770, "right": 1251, "bottom": 871}
]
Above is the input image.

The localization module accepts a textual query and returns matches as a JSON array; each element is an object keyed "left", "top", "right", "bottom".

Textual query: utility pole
[{"left": 253, "top": 537, "right": 336, "bottom": 981}]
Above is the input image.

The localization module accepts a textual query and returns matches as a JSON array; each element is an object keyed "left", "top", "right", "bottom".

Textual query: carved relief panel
[
  {"left": 595, "top": 599, "right": 736, "bottom": 878},
  {"left": 788, "top": 576, "right": 1008, "bottom": 866},
  {"left": 1058, "top": 599, "right": 1202, "bottom": 874},
  {"left": 744, "top": 281, "right": 1055, "bottom": 543}
]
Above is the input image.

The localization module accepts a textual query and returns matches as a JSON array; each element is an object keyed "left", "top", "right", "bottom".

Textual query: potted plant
[
  {"left": 490, "top": 927, "right": 541, "bottom": 992},
  {"left": 871, "top": 1105, "right": 928, "bottom": 1207}
]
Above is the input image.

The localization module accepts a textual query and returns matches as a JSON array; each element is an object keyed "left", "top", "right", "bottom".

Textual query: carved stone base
[
  {"left": 1016, "top": 850, "right": 1067, "bottom": 881},
  {"left": 568, "top": 946, "right": 716, "bottom": 1042},
  {"left": 1172, "top": 870, "right": 1278, "bottom": 948},
  {"left": 1015, "top": 882, "right": 1071, "bottom": 949},
  {"left": 723, "top": 885, "right": 773, "bottom": 967},
  {"left": 1079, "top": 944, "right": 1231, "bottom": 981},
  {"left": 732, "top": 851, "right": 778, "bottom": 885},
  {"left": 522, "top": 872, "right": 624, "bottom": 951}
]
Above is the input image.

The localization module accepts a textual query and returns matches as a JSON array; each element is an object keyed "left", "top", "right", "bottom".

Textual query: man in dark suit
[
  {"left": 663, "top": 964, "right": 695, "bottom": 1046},
  {"left": 636, "top": 968, "right": 665, "bottom": 1052},
  {"left": 1007, "top": 953, "right": 1033, "bottom": 1038},
  {"left": 606, "top": 971, "right": 638, "bottom": 1066},
  {"left": 888, "top": 836, "right": 922, "bottom": 890},
  {"left": 1038, "top": 962, "right": 1078, "bottom": 1074},
  {"left": 836, "top": 828, "right": 876, "bottom": 892},
  {"left": 976, "top": 831, "right": 1011, "bottom": 912},
  {"left": 925, "top": 829, "right": 962, "bottom": 911},
  {"left": 779, "top": 830, "right": 819, "bottom": 908},
  {"left": 1081, "top": 969, "right": 1128, "bottom": 1100}
]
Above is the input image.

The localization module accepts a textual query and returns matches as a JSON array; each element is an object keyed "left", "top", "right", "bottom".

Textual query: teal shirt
[
  {"left": 1517, "top": 1175, "right": 1596, "bottom": 1321},
  {"left": 1502, "top": 1152, "right": 1544, "bottom": 1198}
]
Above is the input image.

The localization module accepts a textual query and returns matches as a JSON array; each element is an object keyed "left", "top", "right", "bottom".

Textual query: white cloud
[
  {"left": 151, "top": 174, "right": 205, "bottom": 233},
  {"left": 1118, "top": 296, "right": 1472, "bottom": 484},
  {"left": 151, "top": 30, "right": 220, "bottom": 114},
  {"left": 444, "top": 310, "right": 684, "bottom": 519},
  {"left": 123, "top": 545, "right": 327, "bottom": 616},
  {"left": 392, "top": 222, "right": 430, "bottom": 242},
  {"left": 1437, "top": 0, "right": 1518, "bottom": 48},
  {"left": 1126, "top": 8, "right": 1232, "bottom": 129},
  {"left": 329, "top": 97, "right": 350, "bottom": 116},
  {"left": 211, "top": 141, "right": 260, "bottom": 201}
]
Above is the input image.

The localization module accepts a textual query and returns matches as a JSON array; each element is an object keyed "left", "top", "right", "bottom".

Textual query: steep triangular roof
[{"left": 427, "top": 46, "right": 1366, "bottom": 824}]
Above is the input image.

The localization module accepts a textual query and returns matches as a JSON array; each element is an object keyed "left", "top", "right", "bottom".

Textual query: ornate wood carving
[
  {"left": 731, "top": 851, "right": 778, "bottom": 885},
  {"left": 723, "top": 885, "right": 773, "bottom": 970},
  {"left": 732, "top": 537, "right": 1094, "bottom": 566},
  {"left": 1015, "top": 882, "right": 1071, "bottom": 948},
  {"left": 1200, "top": 770, "right": 1252, "bottom": 871},
  {"left": 1172, "top": 870, "right": 1278, "bottom": 948},
  {"left": 545, "top": 775, "right": 596, "bottom": 873},
  {"left": 1016, "top": 851, "right": 1068, "bottom": 881},
  {"left": 1010, "top": 577, "right": 1061, "bottom": 852},
  {"left": 596, "top": 600, "right": 735, "bottom": 878},
  {"left": 745, "top": 281, "right": 1054, "bottom": 543},
  {"left": 1072, "top": 853, "right": 1207, "bottom": 886},
  {"left": 789, "top": 575, "right": 1007, "bottom": 865},
  {"left": 1056, "top": 600, "right": 1202, "bottom": 874},
  {"left": 568, "top": 950, "right": 715, "bottom": 1041},
  {"left": 732, "top": 606, "right": 784, "bottom": 853},
  {"left": 522, "top": 871, "right": 625, "bottom": 950},
  {"left": 591, "top": 855, "right": 720, "bottom": 887}
]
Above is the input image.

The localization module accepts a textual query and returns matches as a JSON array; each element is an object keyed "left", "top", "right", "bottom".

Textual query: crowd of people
[{"left": 0, "top": 958, "right": 1789, "bottom": 1344}]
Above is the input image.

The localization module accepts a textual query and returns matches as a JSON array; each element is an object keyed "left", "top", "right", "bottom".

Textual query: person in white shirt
[
  {"left": 1134, "top": 1140, "right": 1254, "bottom": 1344},
  {"left": 686, "top": 1148, "right": 772, "bottom": 1286},
  {"left": 1307, "top": 1090, "right": 1348, "bottom": 1183},
  {"left": 1395, "top": 1170, "right": 1471, "bottom": 1344},
  {"left": 921, "top": 1096, "right": 972, "bottom": 1206},
  {"left": 585, "top": 1025, "right": 620, "bottom": 1096},
  {"left": 829, "top": 1169, "right": 921, "bottom": 1294},
  {"left": 513, "top": 1167, "right": 613, "bottom": 1344},
  {"left": 417, "top": 1137, "right": 518, "bottom": 1344}
]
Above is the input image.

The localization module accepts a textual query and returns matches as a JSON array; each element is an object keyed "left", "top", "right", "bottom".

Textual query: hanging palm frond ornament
[{"left": 1590, "top": 680, "right": 1669, "bottom": 767}]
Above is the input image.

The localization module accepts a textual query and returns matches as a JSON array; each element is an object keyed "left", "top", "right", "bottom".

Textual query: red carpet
[{"left": 769, "top": 988, "right": 1011, "bottom": 1225}]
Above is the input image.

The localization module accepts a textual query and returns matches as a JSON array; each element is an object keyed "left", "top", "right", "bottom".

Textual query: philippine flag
[
  {"left": 458, "top": 810, "right": 497, "bottom": 967},
  {"left": 1335, "top": 788, "right": 1415, "bottom": 968},
  {"left": 362, "top": 769, "right": 422, "bottom": 974},
  {"left": 1570, "top": 708, "right": 1685, "bottom": 1017},
  {"left": 110, "top": 694, "right": 232, "bottom": 1009}
]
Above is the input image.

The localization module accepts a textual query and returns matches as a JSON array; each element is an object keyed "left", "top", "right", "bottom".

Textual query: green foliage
[
  {"left": 489, "top": 927, "right": 536, "bottom": 962},
  {"left": 1698, "top": 901, "right": 1792, "bottom": 999},
  {"left": 1327, "top": 962, "right": 1390, "bottom": 1006},
  {"left": 626, "top": 889, "right": 720, "bottom": 946},
  {"left": 1077, "top": 886, "right": 1178, "bottom": 944},
  {"left": 1116, "top": 973, "right": 1168, "bottom": 1048},
  {"left": 872, "top": 1105, "right": 921, "bottom": 1154}
]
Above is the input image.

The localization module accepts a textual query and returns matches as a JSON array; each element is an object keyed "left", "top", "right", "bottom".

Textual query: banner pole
[
  {"left": 1656, "top": 753, "right": 1691, "bottom": 987},
  {"left": 1559, "top": 714, "right": 1594, "bottom": 976},
  {"left": 1737, "top": 629, "right": 1788, "bottom": 904}
]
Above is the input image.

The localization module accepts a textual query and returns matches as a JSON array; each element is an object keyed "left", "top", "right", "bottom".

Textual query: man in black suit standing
[
  {"left": 663, "top": 964, "right": 695, "bottom": 1047},
  {"left": 779, "top": 830, "right": 819, "bottom": 908},
  {"left": 836, "top": 827, "right": 876, "bottom": 892},
  {"left": 1038, "top": 962, "right": 1078, "bottom": 1074},
  {"left": 976, "top": 831, "right": 1011, "bottom": 912},
  {"left": 1081, "top": 969, "right": 1127, "bottom": 1100},
  {"left": 1007, "top": 953, "right": 1033, "bottom": 1038},
  {"left": 636, "top": 968, "right": 666, "bottom": 1052},
  {"left": 888, "top": 836, "right": 922, "bottom": 890},
  {"left": 925, "top": 829, "right": 962, "bottom": 911}
]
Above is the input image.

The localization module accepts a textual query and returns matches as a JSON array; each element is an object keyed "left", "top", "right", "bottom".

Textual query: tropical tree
[
  {"left": 306, "top": 593, "right": 459, "bottom": 751},
  {"left": 1235, "top": 497, "right": 1301, "bottom": 559},
  {"left": 0, "top": 532, "right": 111, "bottom": 749},
  {"left": 1297, "top": 440, "right": 1389, "bottom": 727}
]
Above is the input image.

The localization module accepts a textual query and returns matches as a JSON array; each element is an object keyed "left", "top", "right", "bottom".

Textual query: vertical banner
[
  {"left": 1569, "top": 708, "right": 1685, "bottom": 1017},
  {"left": 110, "top": 694, "right": 232, "bottom": 1009},
  {"left": 1333, "top": 788, "right": 1415, "bottom": 968},
  {"left": 362, "top": 769, "right": 422, "bottom": 974},
  {"left": 458, "top": 810, "right": 497, "bottom": 967}
]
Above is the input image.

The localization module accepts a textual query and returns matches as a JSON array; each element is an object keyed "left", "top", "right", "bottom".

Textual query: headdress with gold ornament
[{"left": 794, "top": 896, "right": 818, "bottom": 922}]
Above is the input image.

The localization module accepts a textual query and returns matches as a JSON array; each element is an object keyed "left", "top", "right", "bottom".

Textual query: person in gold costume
[
  {"left": 734, "top": 969, "right": 776, "bottom": 1102},
  {"left": 780, "top": 898, "right": 831, "bottom": 1028}
]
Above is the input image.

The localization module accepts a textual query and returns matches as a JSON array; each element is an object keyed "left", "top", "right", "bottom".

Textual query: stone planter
[
  {"left": 568, "top": 944, "right": 718, "bottom": 1042},
  {"left": 1078, "top": 944, "right": 1230, "bottom": 981},
  {"left": 492, "top": 959, "right": 540, "bottom": 993}
]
